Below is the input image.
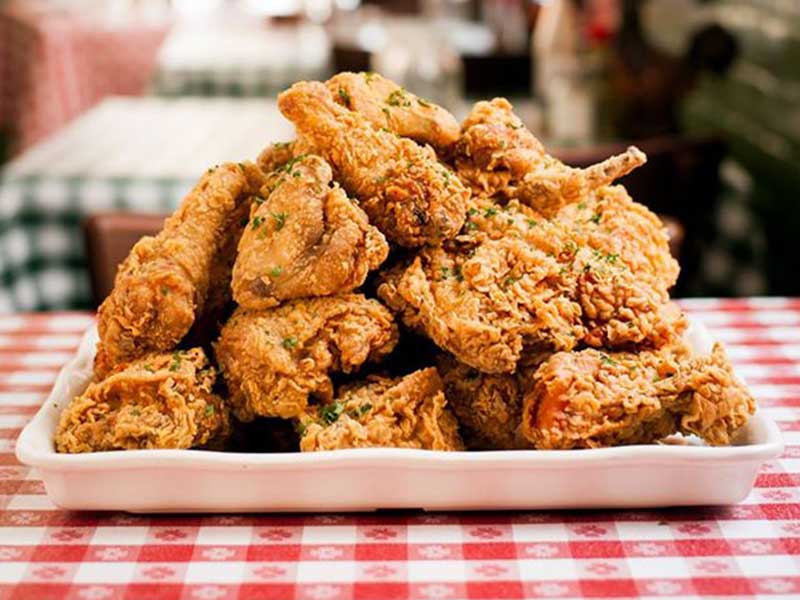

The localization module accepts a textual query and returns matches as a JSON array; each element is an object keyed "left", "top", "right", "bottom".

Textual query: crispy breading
[
  {"left": 94, "top": 162, "right": 266, "bottom": 378},
  {"left": 455, "top": 98, "right": 645, "bottom": 214},
  {"left": 437, "top": 355, "right": 532, "bottom": 450},
  {"left": 232, "top": 155, "right": 388, "bottom": 309},
  {"left": 55, "top": 348, "right": 230, "bottom": 453},
  {"left": 378, "top": 193, "right": 681, "bottom": 374},
  {"left": 522, "top": 343, "right": 755, "bottom": 449},
  {"left": 298, "top": 367, "right": 463, "bottom": 451},
  {"left": 277, "top": 81, "right": 469, "bottom": 247},
  {"left": 214, "top": 294, "right": 398, "bottom": 421},
  {"left": 326, "top": 71, "right": 460, "bottom": 151}
]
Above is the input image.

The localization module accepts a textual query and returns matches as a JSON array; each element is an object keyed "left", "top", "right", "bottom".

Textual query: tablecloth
[
  {"left": 0, "top": 297, "right": 798, "bottom": 599},
  {"left": 0, "top": 97, "right": 294, "bottom": 313},
  {"left": 0, "top": 0, "right": 169, "bottom": 156}
]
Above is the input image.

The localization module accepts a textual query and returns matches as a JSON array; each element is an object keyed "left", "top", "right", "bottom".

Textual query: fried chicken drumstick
[
  {"left": 56, "top": 348, "right": 230, "bottom": 453},
  {"left": 298, "top": 367, "right": 463, "bottom": 451},
  {"left": 232, "top": 155, "right": 388, "bottom": 309},
  {"left": 214, "top": 294, "right": 398, "bottom": 421},
  {"left": 95, "top": 162, "right": 265, "bottom": 378},
  {"left": 278, "top": 81, "right": 469, "bottom": 247}
]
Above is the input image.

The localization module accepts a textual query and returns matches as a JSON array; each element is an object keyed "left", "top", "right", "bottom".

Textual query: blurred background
[{"left": 0, "top": 0, "right": 798, "bottom": 312}]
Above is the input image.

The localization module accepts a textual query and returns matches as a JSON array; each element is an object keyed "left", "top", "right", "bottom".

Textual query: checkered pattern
[
  {"left": 0, "top": 299, "right": 798, "bottom": 599},
  {"left": 0, "top": 175, "right": 192, "bottom": 312}
]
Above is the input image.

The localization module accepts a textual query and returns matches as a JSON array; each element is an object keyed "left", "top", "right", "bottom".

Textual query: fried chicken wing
[
  {"left": 232, "top": 155, "right": 388, "bottom": 309},
  {"left": 277, "top": 81, "right": 469, "bottom": 247},
  {"left": 55, "top": 348, "right": 230, "bottom": 453},
  {"left": 326, "top": 71, "right": 460, "bottom": 151},
  {"left": 455, "top": 98, "right": 645, "bottom": 214},
  {"left": 522, "top": 343, "right": 755, "bottom": 449},
  {"left": 214, "top": 294, "right": 398, "bottom": 421},
  {"left": 298, "top": 367, "right": 463, "bottom": 451},
  {"left": 94, "top": 162, "right": 266, "bottom": 378},
  {"left": 437, "top": 355, "right": 532, "bottom": 450},
  {"left": 378, "top": 194, "right": 680, "bottom": 373}
]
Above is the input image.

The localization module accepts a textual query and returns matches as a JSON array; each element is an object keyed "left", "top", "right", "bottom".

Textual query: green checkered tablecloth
[
  {"left": 0, "top": 96, "right": 293, "bottom": 313},
  {"left": 0, "top": 174, "right": 192, "bottom": 312}
]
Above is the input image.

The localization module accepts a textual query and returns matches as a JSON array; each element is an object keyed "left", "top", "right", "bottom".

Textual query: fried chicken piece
[
  {"left": 298, "top": 367, "right": 463, "bottom": 451},
  {"left": 437, "top": 355, "right": 532, "bottom": 450},
  {"left": 94, "top": 162, "right": 266, "bottom": 378},
  {"left": 378, "top": 194, "right": 680, "bottom": 373},
  {"left": 232, "top": 155, "right": 388, "bottom": 309},
  {"left": 55, "top": 348, "right": 230, "bottom": 453},
  {"left": 522, "top": 342, "right": 755, "bottom": 449},
  {"left": 214, "top": 294, "right": 398, "bottom": 421},
  {"left": 454, "top": 98, "right": 645, "bottom": 215},
  {"left": 278, "top": 81, "right": 469, "bottom": 247},
  {"left": 326, "top": 71, "right": 460, "bottom": 151}
]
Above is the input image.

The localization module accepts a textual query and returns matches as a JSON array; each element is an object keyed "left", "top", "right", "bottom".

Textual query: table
[
  {"left": 0, "top": 0, "right": 169, "bottom": 155},
  {"left": 152, "top": 22, "right": 331, "bottom": 98},
  {"left": 0, "top": 298, "right": 798, "bottom": 599},
  {"left": 0, "top": 96, "right": 294, "bottom": 313}
]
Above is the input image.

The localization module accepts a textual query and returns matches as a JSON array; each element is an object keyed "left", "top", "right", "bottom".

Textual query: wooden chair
[{"left": 83, "top": 213, "right": 166, "bottom": 307}]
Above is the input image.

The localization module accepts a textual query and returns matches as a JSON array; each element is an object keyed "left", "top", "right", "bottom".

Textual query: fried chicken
[
  {"left": 326, "top": 71, "right": 460, "bottom": 151},
  {"left": 522, "top": 343, "right": 755, "bottom": 449},
  {"left": 437, "top": 354, "right": 532, "bottom": 450},
  {"left": 55, "top": 348, "right": 230, "bottom": 453},
  {"left": 298, "top": 367, "right": 463, "bottom": 451},
  {"left": 214, "top": 294, "right": 398, "bottom": 421},
  {"left": 378, "top": 193, "right": 680, "bottom": 374},
  {"left": 454, "top": 98, "right": 645, "bottom": 215},
  {"left": 231, "top": 155, "right": 388, "bottom": 309},
  {"left": 277, "top": 81, "right": 469, "bottom": 247},
  {"left": 94, "top": 162, "right": 266, "bottom": 378}
]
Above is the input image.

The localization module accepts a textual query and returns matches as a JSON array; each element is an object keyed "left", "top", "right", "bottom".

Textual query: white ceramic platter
[{"left": 16, "top": 319, "right": 783, "bottom": 513}]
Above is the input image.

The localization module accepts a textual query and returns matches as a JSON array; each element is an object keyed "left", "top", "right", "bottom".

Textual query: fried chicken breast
[
  {"left": 522, "top": 343, "right": 755, "bottom": 449},
  {"left": 379, "top": 193, "right": 680, "bottom": 374},
  {"left": 94, "top": 162, "right": 266, "bottom": 378},
  {"left": 298, "top": 367, "right": 463, "bottom": 451},
  {"left": 326, "top": 71, "right": 460, "bottom": 151},
  {"left": 214, "top": 294, "right": 398, "bottom": 421},
  {"left": 56, "top": 348, "right": 230, "bottom": 453},
  {"left": 232, "top": 155, "right": 388, "bottom": 309},
  {"left": 455, "top": 98, "right": 645, "bottom": 215},
  {"left": 277, "top": 81, "right": 469, "bottom": 247}
]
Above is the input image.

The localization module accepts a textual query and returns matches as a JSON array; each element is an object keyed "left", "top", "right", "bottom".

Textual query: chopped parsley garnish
[
  {"left": 484, "top": 207, "right": 498, "bottom": 217},
  {"left": 467, "top": 207, "right": 479, "bottom": 217},
  {"left": 131, "top": 408, "right": 141, "bottom": 416},
  {"left": 169, "top": 351, "right": 182, "bottom": 372},
  {"left": 272, "top": 212, "right": 288, "bottom": 230},
  {"left": 363, "top": 71, "right": 376, "bottom": 83},
  {"left": 205, "top": 404, "right": 215, "bottom": 416},
  {"left": 588, "top": 212, "right": 602, "bottom": 224},
  {"left": 504, "top": 276, "right": 519, "bottom": 287},
  {"left": 269, "top": 266, "right": 283, "bottom": 278},
  {"left": 417, "top": 98, "right": 431, "bottom": 108},
  {"left": 251, "top": 216, "right": 263, "bottom": 230},
  {"left": 348, "top": 402, "right": 373, "bottom": 419},
  {"left": 320, "top": 401, "right": 345, "bottom": 425},
  {"left": 337, "top": 87, "right": 352, "bottom": 108},
  {"left": 282, "top": 336, "right": 298, "bottom": 349},
  {"left": 527, "top": 218, "right": 537, "bottom": 228},
  {"left": 605, "top": 253, "right": 619, "bottom": 264},
  {"left": 295, "top": 422, "right": 307, "bottom": 436},
  {"left": 160, "top": 287, "right": 169, "bottom": 296},
  {"left": 465, "top": 221, "right": 477, "bottom": 231},
  {"left": 577, "top": 202, "right": 587, "bottom": 210},
  {"left": 386, "top": 89, "right": 411, "bottom": 107},
  {"left": 143, "top": 364, "right": 155, "bottom": 373},
  {"left": 600, "top": 354, "right": 617, "bottom": 366},
  {"left": 382, "top": 107, "right": 391, "bottom": 122}
]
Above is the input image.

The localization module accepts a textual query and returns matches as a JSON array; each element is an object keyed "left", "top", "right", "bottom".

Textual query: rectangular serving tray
[{"left": 16, "top": 319, "right": 783, "bottom": 513}]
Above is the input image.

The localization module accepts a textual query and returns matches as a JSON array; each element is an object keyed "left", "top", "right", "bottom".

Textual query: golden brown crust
[
  {"left": 454, "top": 98, "right": 645, "bottom": 215},
  {"left": 277, "top": 81, "right": 469, "bottom": 247},
  {"left": 56, "top": 348, "right": 230, "bottom": 453},
  {"left": 326, "top": 71, "right": 460, "bottom": 151},
  {"left": 232, "top": 155, "right": 388, "bottom": 309},
  {"left": 521, "top": 342, "right": 755, "bottom": 449},
  {"left": 299, "top": 367, "right": 463, "bottom": 451},
  {"left": 94, "top": 162, "right": 266, "bottom": 378},
  {"left": 214, "top": 294, "right": 398, "bottom": 421},
  {"left": 378, "top": 194, "right": 680, "bottom": 374}
]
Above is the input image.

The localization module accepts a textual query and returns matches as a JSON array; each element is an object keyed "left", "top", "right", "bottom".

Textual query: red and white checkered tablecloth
[{"left": 0, "top": 299, "right": 799, "bottom": 600}]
